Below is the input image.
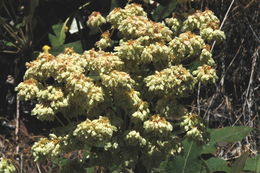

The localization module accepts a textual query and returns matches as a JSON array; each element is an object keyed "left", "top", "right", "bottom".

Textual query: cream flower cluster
[
  {"left": 125, "top": 130, "right": 147, "bottom": 146},
  {"left": 103, "top": 141, "right": 119, "bottom": 151},
  {"left": 82, "top": 49, "right": 123, "bottom": 74},
  {"left": 101, "top": 70, "right": 135, "bottom": 89},
  {"left": 16, "top": 2, "right": 226, "bottom": 170},
  {"left": 115, "top": 36, "right": 173, "bottom": 65},
  {"left": 143, "top": 115, "right": 173, "bottom": 136},
  {"left": 0, "top": 158, "right": 16, "bottom": 173},
  {"left": 200, "top": 27, "right": 226, "bottom": 42},
  {"left": 108, "top": 3, "right": 172, "bottom": 42},
  {"left": 118, "top": 16, "right": 173, "bottom": 41},
  {"left": 192, "top": 64, "right": 218, "bottom": 84},
  {"left": 73, "top": 116, "right": 117, "bottom": 145},
  {"left": 164, "top": 10, "right": 225, "bottom": 42},
  {"left": 144, "top": 65, "right": 196, "bottom": 96},
  {"left": 118, "top": 89, "right": 150, "bottom": 122},
  {"left": 31, "top": 134, "right": 63, "bottom": 161},
  {"left": 131, "top": 100, "right": 150, "bottom": 122},
  {"left": 169, "top": 32, "right": 205, "bottom": 62},
  {"left": 180, "top": 113, "right": 206, "bottom": 142},
  {"left": 107, "top": 3, "right": 147, "bottom": 28},
  {"left": 16, "top": 79, "right": 39, "bottom": 101},
  {"left": 87, "top": 11, "right": 106, "bottom": 28},
  {"left": 199, "top": 46, "right": 215, "bottom": 65},
  {"left": 112, "top": 89, "right": 150, "bottom": 122},
  {"left": 95, "top": 31, "right": 113, "bottom": 50},
  {"left": 16, "top": 49, "right": 110, "bottom": 120},
  {"left": 164, "top": 16, "right": 182, "bottom": 35},
  {"left": 182, "top": 10, "right": 220, "bottom": 31},
  {"left": 182, "top": 10, "right": 225, "bottom": 42},
  {"left": 115, "top": 39, "right": 146, "bottom": 63}
]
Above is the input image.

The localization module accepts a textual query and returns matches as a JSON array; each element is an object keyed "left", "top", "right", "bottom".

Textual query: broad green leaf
[
  {"left": 50, "top": 40, "right": 83, "bottom": 56},
  {"left": 85, "top": 167, "right": 95, "bottom": 173},
  {"left": 48, "top": 23, "right": 66, "bottom": 48},
  {"left": 165, "top": 140, "right": 202, "bottom": 173},
  {"left": 231, "top": 152, "right": 249, "bottom": 173},
  {"left": 244, "top": 155, "right": 260, "bottom": 173},
  {"left": 64, "top": 40, "right": 83, "bottom": 53},
  {"left": 202, "top": 126, "right": 253, "bottom": 153},
  {"left": 152, "top": 0, "right": 177, "bottom": 21},
  {"left": 49, "top": 46, "right": 64, "bottom": 56},
  {"left": 203, "top": 158, "right": 231, "bottom": 173}
]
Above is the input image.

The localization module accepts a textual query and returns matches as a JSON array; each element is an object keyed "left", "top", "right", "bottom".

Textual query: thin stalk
[
  {"left": 56, "top": 116, "right": 66, "bottom": 127},
  {"left": 211, "top": 0, "right": 235, "bottom": 52}
]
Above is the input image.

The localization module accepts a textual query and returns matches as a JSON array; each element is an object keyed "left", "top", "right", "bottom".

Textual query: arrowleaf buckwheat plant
[{"left": 16, "top": 2, "right": 225, "bottom": 172}]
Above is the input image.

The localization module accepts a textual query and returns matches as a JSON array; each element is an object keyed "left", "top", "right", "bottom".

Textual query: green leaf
[
  {"left": 85, "top": 167, "right": 95, "bottom": 173},
  {"left": 110, "top": 0, "right": 123, "bottom": 11},
  {"left": 110, "top": 0, "right": 119, "bottom": 10},
  {"left": 48, "top": 23, "right": 66, "bottom": 48},
  {"left": 165, "top": 140, "right": 202, "bottom": 173},
  {"left": 50, "top": 40, "right": 83, "bottom": 56},
  {"left": 52, "top": 123, "right": 76, "bottom": 136},
  {"left": 64, "top": 40, "right": 83, "bottom": 53},
  {"left": 203, "top": 158, "right": 231, "bottom": 173},
  {"left": 231, "top": 152, "right": 249, "bottom": 173},
  {"left": 4, "top": 41, "right": 15, "bottom": 47},
  {"left": 202, "top": 126, "right": 253, "bottom": 153},
  {"left": 154, "top": 160, "right": 168, "bottom": 173},
  {"left": 152, "top": 0, "right": 177, "bottom": 21},
  {"left": 244, "top": 155, "right": 260, "bottom": 173}
]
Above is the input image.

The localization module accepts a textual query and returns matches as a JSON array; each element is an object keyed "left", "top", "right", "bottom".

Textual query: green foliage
[
  {"left": 231, "top": 152, "right": 249, "bottom": 173},
  {"left": 50, "top": 41, "right": 83, "bottom": 55},
  {"left": 48, "top": 23, "right": 66, "bottom": 48},
  {"left": 159, "top": 126, "right": 255, "bottom": 173},
  {"left": 244, "top": 155, "right": 260, "bottom": 173},
  {"left": 202, "top": 126, "right": 253, "bottom": 153},
  {"left": 152, "top": 0, "right": 177, "bottom": 21},
  {"left": 165, "top": 140, "right": 202, "bottom": 173},
  {"left": 203, "top": 158, "right": 231, "bottom": 173}
]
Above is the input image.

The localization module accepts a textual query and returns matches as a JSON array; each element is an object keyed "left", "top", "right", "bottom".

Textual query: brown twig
[
  {"left": 15, "top": 95, "right": 20, "bottom": 154},
  {"left": 211, "top": 0, "right": 235, "bottom": 52}
]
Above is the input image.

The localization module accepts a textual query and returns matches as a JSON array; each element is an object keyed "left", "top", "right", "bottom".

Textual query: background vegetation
[{"left": 0, "top": 0, "right": 259, "bottom": 172}]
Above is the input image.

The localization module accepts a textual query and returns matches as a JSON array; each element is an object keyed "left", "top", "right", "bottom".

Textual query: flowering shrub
[{"left": 16, "top": 2, "right": 225, "bottom": 172}]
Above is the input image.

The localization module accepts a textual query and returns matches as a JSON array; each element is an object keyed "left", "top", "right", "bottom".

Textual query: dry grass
[{"left": 196, "top": 0, "right": 259, "bottom": 159}]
